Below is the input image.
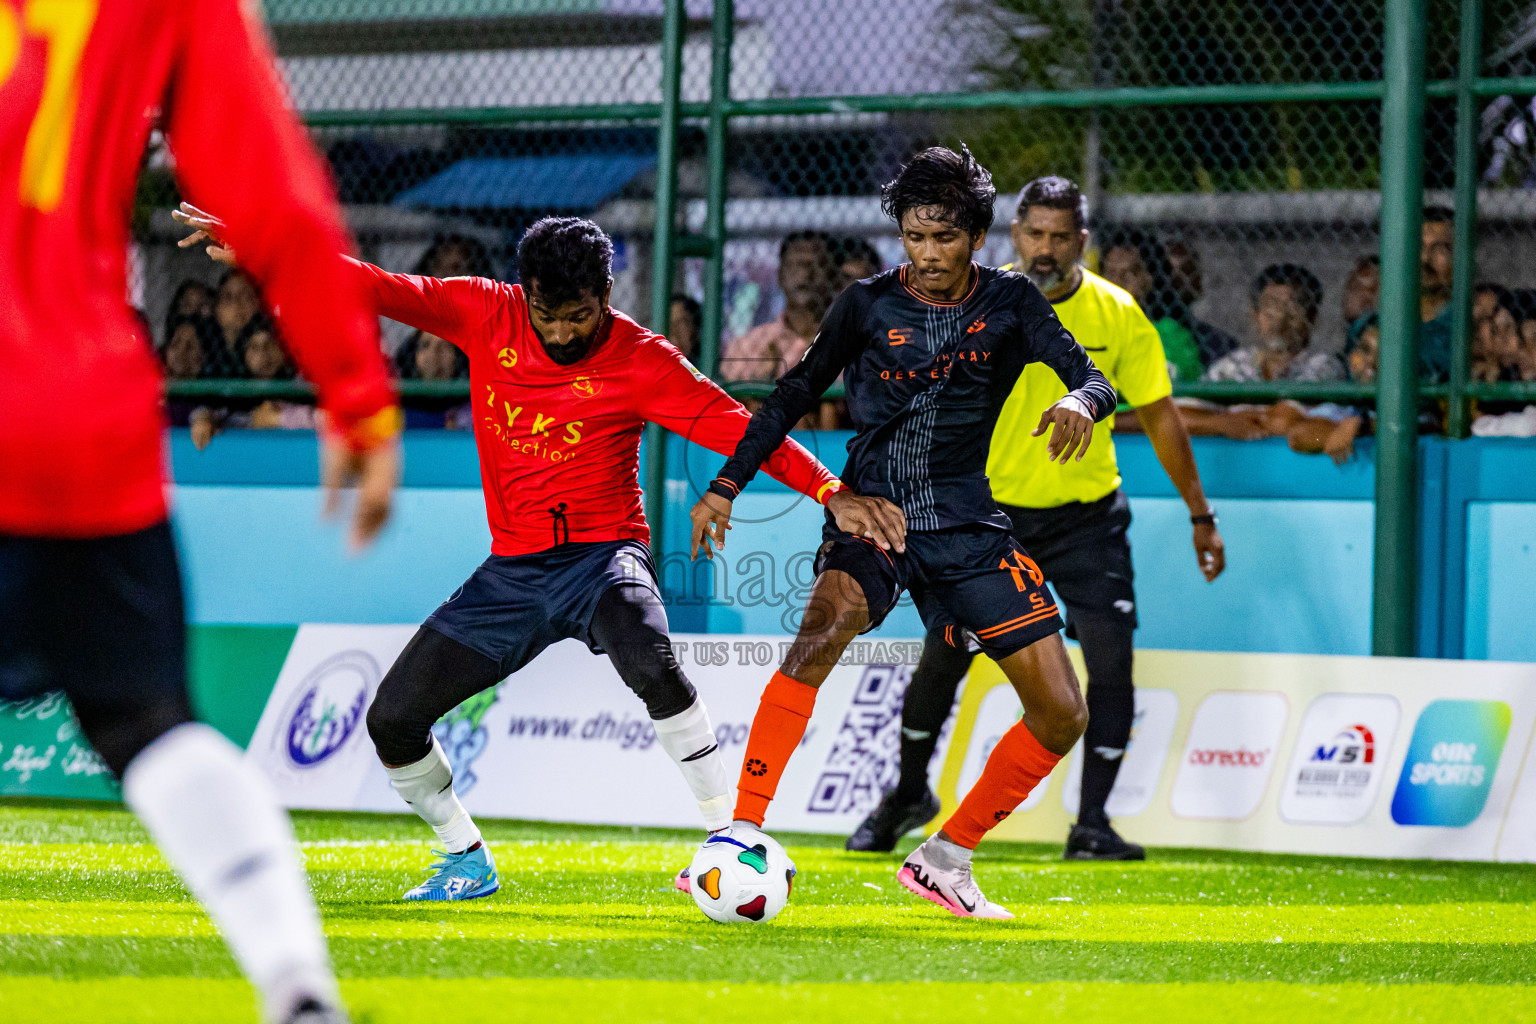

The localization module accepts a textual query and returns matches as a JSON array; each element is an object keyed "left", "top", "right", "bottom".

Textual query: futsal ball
[{"left": 689, "top": 827, "right": 795, "bottom": 924}]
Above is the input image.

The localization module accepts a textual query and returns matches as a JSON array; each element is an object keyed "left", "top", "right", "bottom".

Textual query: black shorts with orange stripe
[{"left": 813, "top": 522, "right": 1063, "bottom": 659}]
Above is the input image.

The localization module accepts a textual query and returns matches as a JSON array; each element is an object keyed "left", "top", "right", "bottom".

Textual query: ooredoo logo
[
  {"left": 1171, "top": 691, "right": 1288, "bottom": 820},
  {"left": 1187, "top": 747, "right": 1270, "bottom": 768},
  {"left": 1280, "top": 695, "right": 1400, "bottom": 826},
  {"left": 1391, "top": 699, "right": 1511, "bottom": 828}
]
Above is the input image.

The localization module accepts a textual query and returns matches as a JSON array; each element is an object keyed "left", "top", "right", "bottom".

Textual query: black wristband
[{"left": 1190, "top": 510, "right": 1218, "bottom": 526}]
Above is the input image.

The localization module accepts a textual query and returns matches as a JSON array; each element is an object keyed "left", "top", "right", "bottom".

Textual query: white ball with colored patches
[{"left": 688, "top": 826, "right": 795, "bottom": 924}]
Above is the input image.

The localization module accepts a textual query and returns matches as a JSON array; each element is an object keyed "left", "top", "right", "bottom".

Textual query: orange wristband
[{"left": 326, "top": 404, "right": 403, "bottom": 453}]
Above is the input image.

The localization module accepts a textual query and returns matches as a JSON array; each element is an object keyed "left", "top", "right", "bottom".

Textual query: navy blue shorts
[
  {"left": 425, "top": 540, "right": 661, "bottom": 677},
  {"left": 814, "top": 522, "right": 1063, "bottom": 659},
  {"left": 0, "top": 522, "right": 191, "bottom": 749}
]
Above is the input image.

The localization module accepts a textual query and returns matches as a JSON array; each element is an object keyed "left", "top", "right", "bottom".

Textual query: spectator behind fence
[
  {"left": 164, "top": 279, "right": 214, "bottom": 344},
  {"left": 416, "top": 233, "right": 495, "bottom": 280},
  {"left": 160, "top": 315, "right": 207, "bottom": 381},
  {"left": 1203, "top": 263, "right": 1343, "bottom": 382},
  {"left": 395, "top": 329, "right": 473, "bottom": 431},
  {"left": 1099, "top": 229, "right": 1204, "bottom": 381},
  {"left": 1281, "top": 318, "right": 1380, "bottom": 465},
  {"left": 1472, "top": 284, "right": 1535, "bottom": 385},
  {"left": 210, "top": 268, "right": 261, "bottom": 377},
  {"left": 832, "top": 237, "right": 883, "bottom": 292},
  {"left": 189, "top": 317, "right": 311, "bottom": 448},
  {"left": 721, "top": 231, "right": 837, "bottom": 383},
  {"left": 1419, "top": 206, "right": 1455, "bottom": 382},
  {"left": 1343, "top": 254, "right": 1380, "bottom": 326},
  {"left": 1165, "top": 239, "right": 1240, "bottom": 367},
  {"left": 669, "top": 294, "right": 702, "bottom": 362}
]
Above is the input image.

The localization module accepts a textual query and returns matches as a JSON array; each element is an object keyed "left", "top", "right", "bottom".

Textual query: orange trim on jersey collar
[{"left": 899, "top": 263, "right": 981, "bottom": 307}]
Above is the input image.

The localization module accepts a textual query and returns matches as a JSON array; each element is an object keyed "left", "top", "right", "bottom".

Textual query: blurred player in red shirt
[
  {"left": 176, "top": 210, "right": 862, "bottom": 901},
  {"left": 0, "top": 2, "right": 398, "bottom": 1022}
]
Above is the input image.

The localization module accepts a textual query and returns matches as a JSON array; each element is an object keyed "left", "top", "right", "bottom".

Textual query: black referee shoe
[
  {"left": 1064, "top": 821, "right": 1146, "bottom": 861},
  {"left": 846, "top": 787, "right": 942, "bottom": 853}
]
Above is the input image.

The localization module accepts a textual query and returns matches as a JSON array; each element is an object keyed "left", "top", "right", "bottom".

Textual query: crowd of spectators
[{"left": 151, "top": 215, "right": 1536, "bottom": 450}]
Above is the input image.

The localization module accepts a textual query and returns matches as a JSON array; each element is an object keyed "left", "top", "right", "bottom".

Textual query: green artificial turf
[{"left": 2, "top": 801, "right": 1534, "bottom": 1022}]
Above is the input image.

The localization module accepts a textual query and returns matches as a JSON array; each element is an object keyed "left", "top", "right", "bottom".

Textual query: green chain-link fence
[{"left": 136, "top": 0, "right": 1536, "bottom": 653}]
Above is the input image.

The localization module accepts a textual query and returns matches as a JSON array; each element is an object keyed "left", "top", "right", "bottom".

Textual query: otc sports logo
[
  {"left": 1391, "top": 699, "right": 1511, "bottom": 827},
  {"left": 283, "top": 651, "right": 379, "bottom": 768}
]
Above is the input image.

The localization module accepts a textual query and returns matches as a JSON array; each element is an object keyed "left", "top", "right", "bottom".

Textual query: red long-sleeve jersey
[
  {"left": 352, "top": 261, "right": 843, "bottom": 556},
  {"left": 0, "top": 0, "right": 394, "bottom": 537}
]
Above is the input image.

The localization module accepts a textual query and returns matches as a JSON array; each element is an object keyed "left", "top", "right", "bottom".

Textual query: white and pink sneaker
[
  {"left": 674, "top": 865, "right": 692, "bottom": 894},
  {"left": 898, "top": 838, "right": 1014, "bottom": 920}
]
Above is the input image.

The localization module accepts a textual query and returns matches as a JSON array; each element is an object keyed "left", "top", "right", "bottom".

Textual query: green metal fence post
[
  {"left": 1447, "top": 0, "right": 1483, "bottom": 439},
  {"left": 698, "top": 0, "right": 733, "bottom": 381},
  {"left": 644, "top": 0, "right": 687, "bottom": 541},
  {"left": 1372, "top": 0, "right": 1428, "bottom": 657}
]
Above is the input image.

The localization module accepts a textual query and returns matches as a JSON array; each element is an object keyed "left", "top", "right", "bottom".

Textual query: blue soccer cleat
[{"left": 403, "top": 844, "right": 500, "bottom": 902}]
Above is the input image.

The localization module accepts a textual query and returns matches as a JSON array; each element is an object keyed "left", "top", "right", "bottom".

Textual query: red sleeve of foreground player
[{"left": 166, "top": 0, "right": 394, "bottom": 435}]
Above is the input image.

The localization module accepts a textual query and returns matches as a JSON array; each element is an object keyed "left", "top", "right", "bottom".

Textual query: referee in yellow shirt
[{"left": 848, "top": 176, "right": 1225, "bottom": 860}]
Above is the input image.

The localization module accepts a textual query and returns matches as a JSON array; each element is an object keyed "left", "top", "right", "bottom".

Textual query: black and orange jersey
[{"left": 708, "top": 263, "right": 1116, "bottom": 532}]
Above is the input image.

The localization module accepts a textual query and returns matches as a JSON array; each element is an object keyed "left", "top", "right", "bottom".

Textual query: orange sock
[
  {"left": 942, "top": 719, "right": 1061, "bottom": 849},
  {"left": 733, "top": 671, "right": 819, "bottom": 826}
]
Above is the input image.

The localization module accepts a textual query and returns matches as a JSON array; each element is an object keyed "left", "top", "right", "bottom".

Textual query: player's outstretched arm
[
  {"left": 165, "top": 1, "right": 400, "bottom": 548},
  {"left": 704, "top": 289, "right": 865, "bottom": 502},
  {"left": 174, "top": 203, "right": 498, "bottom": 349}
]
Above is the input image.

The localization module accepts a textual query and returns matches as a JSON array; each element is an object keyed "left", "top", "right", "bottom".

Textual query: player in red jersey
[
  {"left": 176, "top": 211, "right": 889, "bottom": 900},
  {"left": 0, "top": 3, "right": 397, "bottom": 1022}
]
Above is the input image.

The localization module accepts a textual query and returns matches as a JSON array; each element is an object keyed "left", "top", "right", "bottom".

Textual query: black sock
[
  {"left": 894, "top": 628, "right": 972, "bottom": 802},
  {"left": 1075, "top": 618, "right": 1135, "bottom": 828}
]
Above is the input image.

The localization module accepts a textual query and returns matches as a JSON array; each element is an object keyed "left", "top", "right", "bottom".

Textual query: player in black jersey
[{"left": 685, "top": 146, "right": 1117, "bottom": 919}]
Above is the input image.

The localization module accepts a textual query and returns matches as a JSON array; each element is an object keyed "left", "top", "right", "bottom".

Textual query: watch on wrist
[{"left": 1190, "top": 509, "right": 1218, "bottom": 527}]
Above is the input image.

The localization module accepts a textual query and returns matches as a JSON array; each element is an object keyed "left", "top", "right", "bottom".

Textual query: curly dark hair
[
  {"left": 516, "top": 217, "right": 613, "bottom": 306},
  {"left": 880, "top": 144, "right": 996, "bottom": 238}
]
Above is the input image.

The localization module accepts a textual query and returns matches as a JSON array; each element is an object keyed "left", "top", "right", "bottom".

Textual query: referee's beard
[{"left": 1026, "top": 256, "right": 1065, "bottom": 294}]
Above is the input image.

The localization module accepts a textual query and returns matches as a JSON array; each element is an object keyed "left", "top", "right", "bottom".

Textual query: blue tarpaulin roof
[{"left": 393, "top": 153, "right": 656, "bottom": 210}]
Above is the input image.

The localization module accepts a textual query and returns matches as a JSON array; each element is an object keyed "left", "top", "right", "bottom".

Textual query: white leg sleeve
[
  {"left": 653, "top": 697, "right": 732, "bottom": 831},
  {"left": 383, "top": 735, "right": 482, "bottom": 853},
  {"left": 122, "top": 724, "right": 336, "bottom": 1023}
]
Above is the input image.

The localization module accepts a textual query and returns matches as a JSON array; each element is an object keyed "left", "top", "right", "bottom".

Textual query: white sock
[
  {"left": 383, "top": 736, "right": 482, "bottom": 853},
  {"left": 122, "top": 724, "right": 337, "bottom": 1023},
  {"left": 653, "top": 697, "right": 732, "bottom": 831},
  {"left": 924, "top": 833, "right": 974, "bottom": 869}
]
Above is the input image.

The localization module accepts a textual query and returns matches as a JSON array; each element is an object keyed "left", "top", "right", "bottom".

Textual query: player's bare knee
[{"left": 1031, "top": 693, "right": 1087, "bottom": 755}]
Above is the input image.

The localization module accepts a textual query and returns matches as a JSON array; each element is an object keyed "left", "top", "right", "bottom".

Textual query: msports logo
[
  {"left": 283, "top": 651, "right": 379, "bottom": 769},
  {"left": 1296, "top": 724, "right": 1374, "bottom": 793},
  {"left": 1280, "top": 695, "right": 1400, "bottom": 826},
  {"left": 1312, "top": 724, "right": 1375, "bottom": 765},
  {"left": 1391, "top": 699, "right": 1511, "bottom": 827}
]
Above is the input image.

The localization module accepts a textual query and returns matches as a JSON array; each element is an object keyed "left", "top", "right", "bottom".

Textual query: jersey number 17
[{"left": 0, "top": 0, "right": 100, "bottom": 212}]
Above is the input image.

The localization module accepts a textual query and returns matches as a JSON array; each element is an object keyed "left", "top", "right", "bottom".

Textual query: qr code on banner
[{"left": 805, "top": 665, "right": 913, "bottom": 817}]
